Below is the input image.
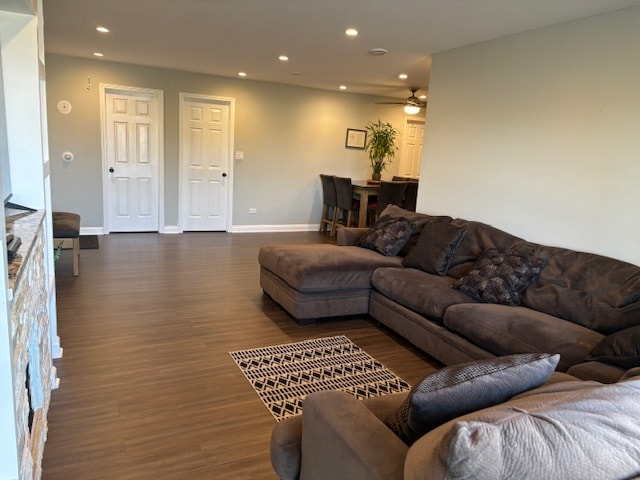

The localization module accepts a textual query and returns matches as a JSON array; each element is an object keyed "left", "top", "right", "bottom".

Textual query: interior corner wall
[
  {"left": 44, "top": 54, "right": 409, "bottom": 230},
  {"left": 418, "top": 6, "right": 640, "bottom": 266}
]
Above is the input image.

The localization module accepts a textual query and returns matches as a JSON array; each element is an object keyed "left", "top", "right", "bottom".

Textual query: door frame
[
  {"left": 100, "top": 84, "right": 165, "bottom": 233},
  {"left": 178, "top": 92, "right": 235, "bottom": 232}
]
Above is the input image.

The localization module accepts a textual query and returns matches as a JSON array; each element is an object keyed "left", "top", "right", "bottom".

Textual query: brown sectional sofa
[
  {"left": 271, "top": 371, "right": 640, "bottom": 480},
  {"left": 258, "top": 205, "right": 640, "bottom": 382}
]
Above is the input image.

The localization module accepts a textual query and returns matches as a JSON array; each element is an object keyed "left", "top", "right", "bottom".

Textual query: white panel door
[
  {"left": 399, "top": 119, "right": 425, "bottom": 178},
  {"left": 104, "top": 88, "right": 161, "bottom": 232},
  {"left": 180, "top": 95, "right": 231, "bottom": 231}
]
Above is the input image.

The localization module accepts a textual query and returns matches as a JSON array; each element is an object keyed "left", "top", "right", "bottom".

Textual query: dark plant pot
[{"left": 371, "top": 172, "right": 382, "bottom": 181}]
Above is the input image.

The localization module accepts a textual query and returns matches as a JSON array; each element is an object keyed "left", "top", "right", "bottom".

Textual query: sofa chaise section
[{"left": 259, "top": 244, "right": 402, "bottom": 323}]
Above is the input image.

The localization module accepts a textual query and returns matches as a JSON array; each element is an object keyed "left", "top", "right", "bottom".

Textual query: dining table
[{"left": 351, "top": 180, "right": 380, "bottom": 228}]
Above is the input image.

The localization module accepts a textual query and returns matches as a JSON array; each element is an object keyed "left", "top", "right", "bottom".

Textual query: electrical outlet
[{"left": 248, "top": 208, "right": 257, "bottom": 214}]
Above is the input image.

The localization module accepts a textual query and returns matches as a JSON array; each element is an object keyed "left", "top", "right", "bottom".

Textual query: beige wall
[
  {"left": 420, "top": 7, "right": 640, "bottom": 266},
  {"left": 45, "top": 54, "right": 412, "bottom": 229}
]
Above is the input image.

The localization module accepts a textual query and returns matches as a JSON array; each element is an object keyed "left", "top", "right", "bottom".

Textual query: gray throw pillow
[
  {"left": 357, "top": 215, "right": 416, "bottom": 256},
  {"left": 402, "top": 222, "right": 467, "bottom": 275},
  {"left": 586, "top": 325, "right": 640, "bottom": 368},
  {"left": 453, "top": 248, "right": 546, "bottom": 306},
  {"left": 384, "top": 353, "right": 559, "bottom": 445}
]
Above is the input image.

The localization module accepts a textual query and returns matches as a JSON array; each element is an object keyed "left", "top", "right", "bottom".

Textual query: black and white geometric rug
[{"left": 229, "top": 335, "right": 411, "bottom": 421}]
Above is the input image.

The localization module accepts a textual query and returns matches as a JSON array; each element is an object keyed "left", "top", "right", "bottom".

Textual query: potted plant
[{"left": 365, "top": 119, "right": 399, "bottom": 181}]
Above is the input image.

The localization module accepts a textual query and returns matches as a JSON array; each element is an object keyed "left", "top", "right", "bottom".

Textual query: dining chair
[
  {"left": 403, "top": 181, "right": 419, "bottom": 212},
  {"left": 319, "top": 174, "right": 338, "bottom": 234},
  {"left": 368, "top": 181, "right": 408, "bottom": 221},
  {"left": 332, "top": 176, "right": 360, "bottom": 235}
]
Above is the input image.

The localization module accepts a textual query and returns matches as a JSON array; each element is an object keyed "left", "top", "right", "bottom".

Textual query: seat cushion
[
  {"left": 566, "top": 361, "right": 625, "bottom": 383},
  {"left": 371, "top": 267, "right": 474, "bottom": 321},
  {"left": 258, "top": 244, "right": 402, "bottom": 292},
  {"left": 443, "top": 303, "right": 603, "bottom": 371},
  {"left": 52, "top": 211, "right": 80, "bottom": 238}
]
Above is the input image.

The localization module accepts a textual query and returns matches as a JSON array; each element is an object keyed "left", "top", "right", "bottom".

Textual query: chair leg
[
  {"left": 72, "top": 237, "right": 80, "bottom": 276},
  {"left": 319, "top": 204, "right": 328, "bottom": 232},
  {"left": 330, "top": 208, "right": 339, "bottom": 236}
]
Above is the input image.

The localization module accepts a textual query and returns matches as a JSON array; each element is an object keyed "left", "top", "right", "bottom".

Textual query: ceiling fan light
[{"left": 404, "top": 104, "right": 421, "bottom": 115}]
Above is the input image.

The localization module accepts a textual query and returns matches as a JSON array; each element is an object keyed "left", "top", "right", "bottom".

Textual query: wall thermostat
[{"left": 57, "top": 100, "right": 72, "bottom": 114}]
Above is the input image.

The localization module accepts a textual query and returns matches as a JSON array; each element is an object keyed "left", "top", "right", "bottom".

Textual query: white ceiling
[{"left": 42, "top": 0, "right": 640, "bottom": 100}]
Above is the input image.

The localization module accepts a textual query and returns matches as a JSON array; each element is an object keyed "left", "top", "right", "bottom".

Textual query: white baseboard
[
  {"left": 80, "top": 224, "right": 320, "bottom": 235},
  {"left": 161, "top": 225, "right": 181, "bottom": 234},
  {"left": 79, "top": 227, "right": 105, "bottom": 235},
  {"left": 230, "top": 224, "right": 320, "bottom": 233}
]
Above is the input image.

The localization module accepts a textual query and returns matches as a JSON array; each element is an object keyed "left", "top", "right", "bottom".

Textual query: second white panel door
[{"left": 179, "top": 94, "right": 232, "bottom": 231}]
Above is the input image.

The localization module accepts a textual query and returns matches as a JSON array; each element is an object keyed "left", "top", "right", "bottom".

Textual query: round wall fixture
[
  {"left": 57, "top": 100, "right": 72, "bottom": 114},
  {"left": 368, "top": 48, "right": 389, "bottom": 56}
]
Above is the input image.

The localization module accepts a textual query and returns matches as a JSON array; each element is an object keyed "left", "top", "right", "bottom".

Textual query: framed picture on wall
[{"left": 345, "top": 128, "right": 367, "bottom": 149}]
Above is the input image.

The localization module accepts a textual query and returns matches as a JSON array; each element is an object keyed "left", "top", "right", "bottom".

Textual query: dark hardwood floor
[{"left": 42, "top": 231, "right": 440, "bottom": 479}]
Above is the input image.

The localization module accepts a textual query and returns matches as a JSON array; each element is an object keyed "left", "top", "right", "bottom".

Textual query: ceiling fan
[{"left": 376, "top": 87, "right": 426, "bottom": 114}]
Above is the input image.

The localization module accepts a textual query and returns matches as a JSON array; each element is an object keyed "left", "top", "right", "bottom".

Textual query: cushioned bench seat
[
  {"left": 258, "top": 244, "right": 402, "bottom": 323},
  {"left": 52, "top": 211, "right": 80, "bottom": 276}
]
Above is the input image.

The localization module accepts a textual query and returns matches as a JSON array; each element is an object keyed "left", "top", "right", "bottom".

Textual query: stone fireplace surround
[{"left": 7, "top": 211, "right": 55, "bottom": 479}]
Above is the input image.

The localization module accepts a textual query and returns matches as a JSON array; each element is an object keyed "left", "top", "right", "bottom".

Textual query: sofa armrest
[
  {"left": 271, "top": 415, "right": 303, "bottom": 480},
  {"left": 299, "top": 390, "right": 408, "bottom": 480},
  {"left": 336, "top": 227, "right": 369, "bottom": 246}
]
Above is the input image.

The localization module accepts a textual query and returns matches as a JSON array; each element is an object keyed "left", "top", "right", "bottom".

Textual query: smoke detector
[{"left": 368, "top": 48, "right": 388, "bottom": 56}]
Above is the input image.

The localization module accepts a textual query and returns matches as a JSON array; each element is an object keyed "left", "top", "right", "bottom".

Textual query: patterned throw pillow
[
  {"left": 384, "top": 353, "right": 560, "bottom": 445},
  {"left": 453, "top": 248, "right": 546, "bottom": 306},
  {"left": 402, "top": 222, "right": 467, "bottom": 275},
  {"left": 357, "top": 216, "right": 416, "bottom": 256}
]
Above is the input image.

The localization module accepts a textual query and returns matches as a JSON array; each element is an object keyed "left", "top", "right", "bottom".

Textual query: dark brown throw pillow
[
  {"left": 402, "top": 222, "right": 467, "bottom": 275},
  {"left": 586, "top": 325, "right": 640, "bottom": 369},
  {"left": 357, "top": 216, "right": 416, "bottom": 256},
  {"left": 453, "top": 248, "right": 546, "bottom": 306}
]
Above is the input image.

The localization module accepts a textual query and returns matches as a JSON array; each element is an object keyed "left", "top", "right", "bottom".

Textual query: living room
[
  {"left": 3, "top": 1, "right": 640, "bottom": 479},
  {"left": 43, "top": 3, "right": 640, "bottom": 267}
]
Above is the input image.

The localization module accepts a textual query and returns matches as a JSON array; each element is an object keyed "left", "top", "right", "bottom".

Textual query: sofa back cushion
[
  {"left": 446, "top": 219, "right": 525, "bottom": 279},
  {"left": 378, "top": 205, "right": 452, "bottom": 256},
  {"left": 439, "top": 379, "right": 640, "bottom": 480},
  {"left": 522, "top": 245, "right": 640, "bottom": 334},
  {"left": 402, "top": 222, "right": 467, "bottom": 275}
]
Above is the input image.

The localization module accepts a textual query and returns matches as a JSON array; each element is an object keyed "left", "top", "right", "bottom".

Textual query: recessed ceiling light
[
  {"left": 345, "top": 28, "right": 358, "bottom": 37},
  {"left": 339, "top": 85, "right": 347, "bottom": 90},
  {"left": 278, "top": 55, "right": 289, "bottom": 62},
  {"left": 238, "top": 72, "right": 247, "bottom": 77},
  {"left": 93, "top": 52, "right": 104, "bottom": 57},
  {"left": 96, "top": 26, "right": 109, "bottom": 33},
  {"left": 398, "top": 73, "right": 408, "bottom": 79}
]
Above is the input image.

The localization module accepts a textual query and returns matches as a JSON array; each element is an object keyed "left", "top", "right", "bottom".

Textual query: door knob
[
  {"left": 222, "top": 172, "right": 227, "bottom": 177},
  {"left": 109, "top": 167, "right": 114, "bottom": 173}
]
